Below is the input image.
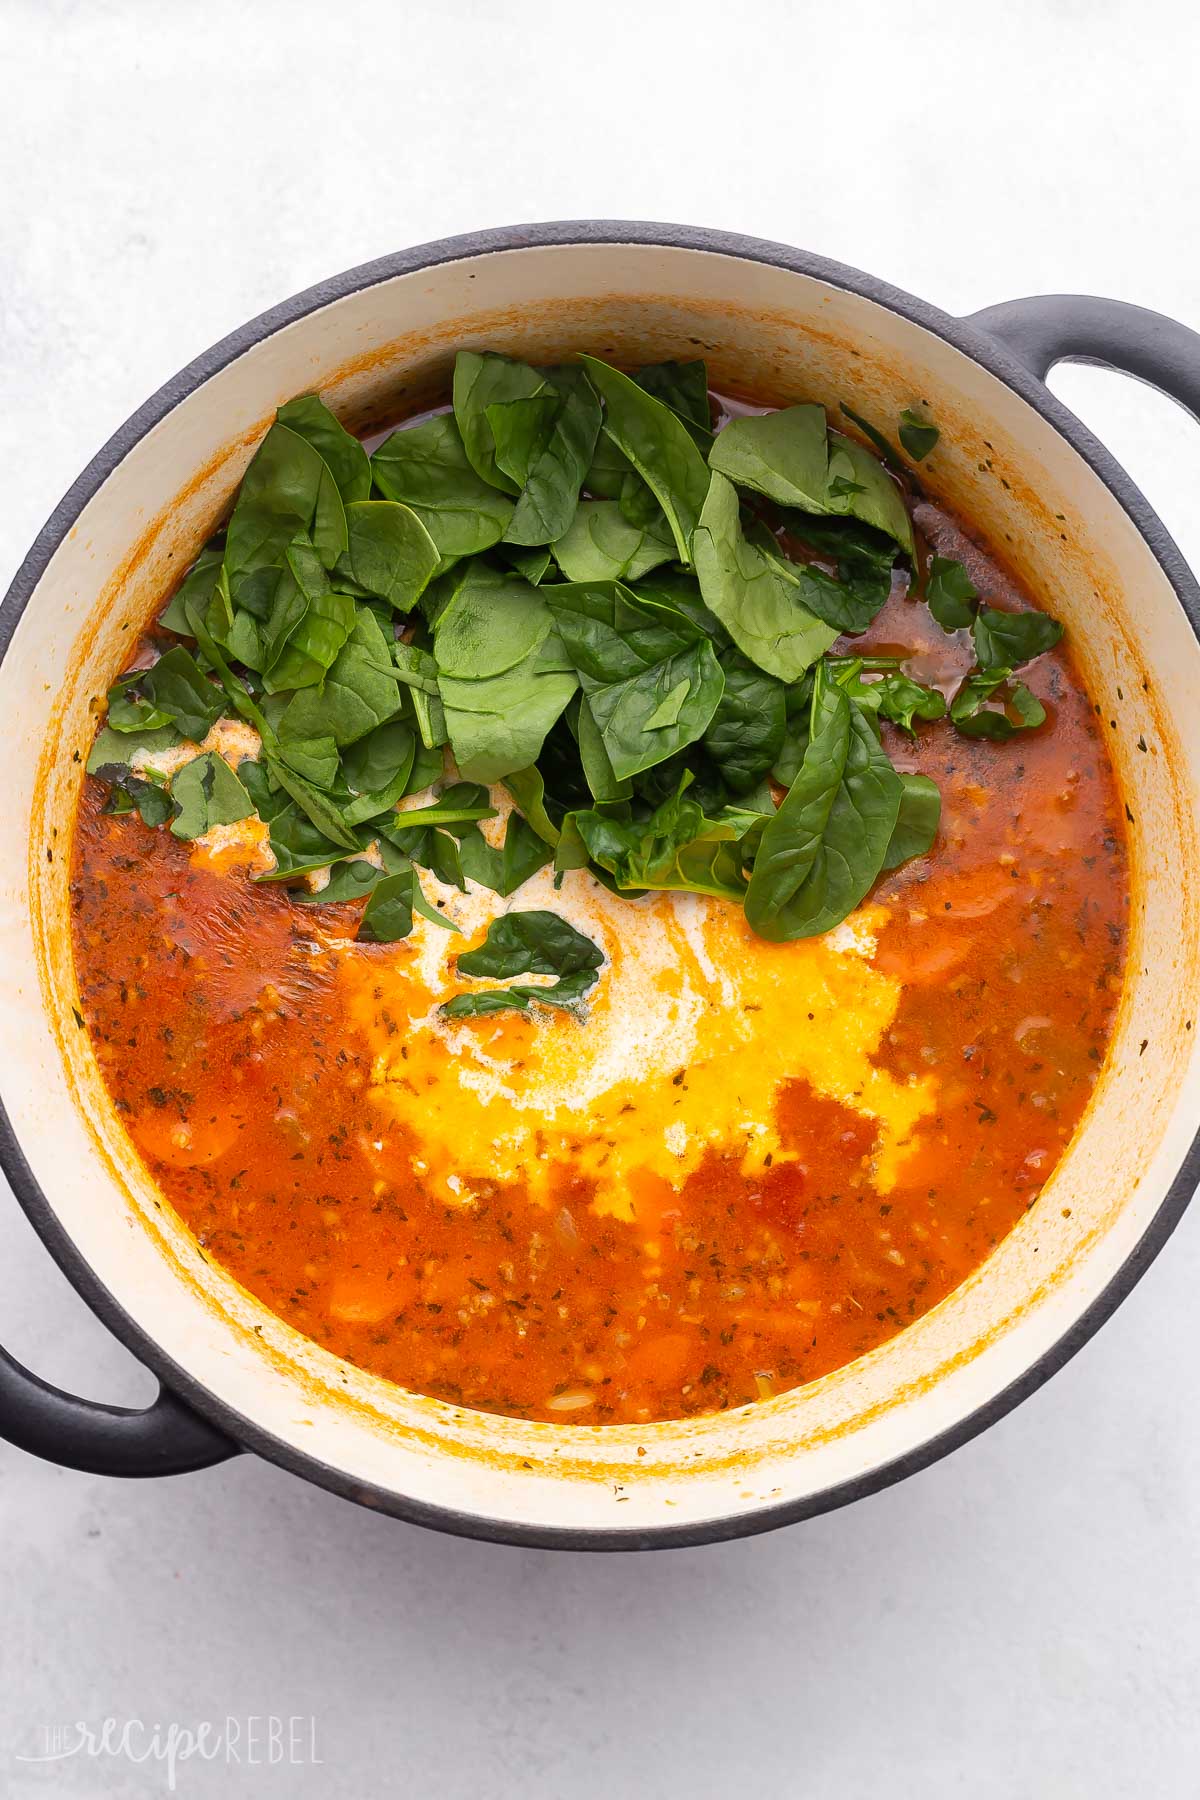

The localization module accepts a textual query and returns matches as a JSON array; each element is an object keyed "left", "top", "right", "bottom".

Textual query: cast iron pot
[{"left": 2, "top": 223, "right": 1198, "bottom": 1550}]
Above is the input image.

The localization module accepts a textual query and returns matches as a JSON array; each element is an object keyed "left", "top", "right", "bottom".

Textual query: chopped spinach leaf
[
  {"left": 104, "top": 673, "right": 172, "bottom": 734},
  {"left": 925, "top": 555, "right": 978, "bottom": 631},
  {"left": 358, "top": 864, "right": 458, "bottom": 943},
  {"left": 709, "top": 405, "right": 913, "bottom": 554},
  {"left": 545, "top": 579, "right": 724, "bottom": 780},
  {"left": 140, "top": 647, "right": 226, "bottom": 742},
  {"left": 276, "top": 394, "right": 371, "bottom": 503},
  {"left": 371, "top": 412, "right": 514, "bottom": 565},
  {"left": 551, "top": 501, "right": 676, "bottom": 584},
  {"left": 501, "top": 767, "right": 560, "bottom": 847},
  {"left": 501, "top": 366, "right": 603, "bottom": 547},
  {"left": 87, "top": 721, "right": 180, "bottom": 777},
  {"left": 838, "top": 403, "right": 903, "bottom": 467},
  {"left": 453, "top": 352, "right": 548, "bottom": 493},
  {"left": 898, "top": 408, "right": 939, "bottom": 461},
  {"left": 971, "top": 606, "right": 1063, "bottom": 671},
  {"left": 951, "top": 669, "right": 1047, "bottom": 740},
  {"left": 455, "top": 810, "right": 554, "bottom": 895},
  {"left": 101, "top": 767, "right": 175, "bottom": 828},
  {"left": 881, "top": 772, "right": 941, "bottom": 869},
  {"left": 498, "top": 544, "right": 554, "bottom": 584},
  {"left": 579, "top": 356, "right": 711, "bottom": 565},
  {"left": 702, "top": 651, "right": 787, "bottom": 792},
  {"left": 169, "top": 752, "right": 254, "bottom": 841},
  {"left": 343, "top": 500, "right": 440, "bottom": 610},
  {"left": 576, "top": 779, "right": 748, "bottom": 902},
  {"left": 745, "top": 666, "right": 902, "bottom": 941},
  {"left": 693, "top": 473, "right": 838, "bottom": 680},
  {"left": 441, "top": 909, "right": 602, "bottom": 1016}
]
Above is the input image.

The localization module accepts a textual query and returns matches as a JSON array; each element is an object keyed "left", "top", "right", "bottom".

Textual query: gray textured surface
[{"left": 2, "top": 3, "right": 1199, "bottom": 1793}]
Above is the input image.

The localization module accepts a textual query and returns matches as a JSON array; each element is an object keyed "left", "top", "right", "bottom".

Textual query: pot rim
[{"left": 3, "top": 219, "right": 1198, "bottom": 1551}]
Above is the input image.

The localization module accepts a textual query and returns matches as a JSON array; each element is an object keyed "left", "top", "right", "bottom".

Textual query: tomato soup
[{"left": 70, "top": 365, "right": 1129, "bottom": 1425}]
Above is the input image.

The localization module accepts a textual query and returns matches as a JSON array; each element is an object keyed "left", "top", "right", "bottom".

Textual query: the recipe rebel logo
[{"left": 15, "top": 1714, "right": 322, "bottom": 1789}]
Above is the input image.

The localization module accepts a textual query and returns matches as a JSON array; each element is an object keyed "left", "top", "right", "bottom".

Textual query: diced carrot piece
[
  {"left": 134, "top": 1109, "right": 243, "bottom": 1169},
  {"left": 328, "top": 1273, "right": 401, "bottom": 1325},
  {"left": 622, "top": 1333, "right": 693, "bottom": 1387}
]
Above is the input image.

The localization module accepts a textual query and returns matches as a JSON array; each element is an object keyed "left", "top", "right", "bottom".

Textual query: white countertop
[{"left": 2, "top": 3, "right": 1199, "bottom": 1794}]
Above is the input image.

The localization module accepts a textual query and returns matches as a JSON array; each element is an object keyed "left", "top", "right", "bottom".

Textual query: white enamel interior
[{"left": 1, "top": 240, "right": 1198, "bottom": 1540}]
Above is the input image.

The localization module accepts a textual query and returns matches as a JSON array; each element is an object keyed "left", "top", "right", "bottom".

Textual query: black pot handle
[
  {"left": 967, "top": 294, "right": 1200, "bottom": 419},
  {"left": 0, "top": 1342, "right": 239, "bottom": 1477}
]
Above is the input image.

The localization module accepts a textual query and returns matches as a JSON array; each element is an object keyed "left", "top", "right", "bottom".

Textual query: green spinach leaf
[
  {"left": 453, "top": 351, "right": 549, "bottom": 493},
  {"left": 104, "top": 673, "right": 173, "bottom": 734},
  {"left": 391, "top": 641, "right": 447, "bottom": 749},
  {"left": 357, "top": 868, "right": 416, "bottom": 942},
  {"left": 457, "top": 910, "right": 601, "bottom": 981},
  {"left": 745, "top": 667, "right": 902, "bottom": 940},
  {"left": 709, "top": 406, "right": 914, "bottom": 554},
  {"left": 951, "top": 669, "right": 1047, "bottom": 740},
  {"left": 159, "top": 544, "right": 224, "bottom": 635},
  {"left": 237, "top": 762, "right": 348, "bottom": 881},
  {"left": 455, "top": 811, "right": 554, "bottom": 895},
  {"left": 168, "top": 752, "right": 253, "bottom": 841},
  {"left": 708, "top": 403, "right": 830, "bottom": 512},
  {"left": 276, "top": 732, "right": 340, "bottom": 790},
  {"left": 262, "top": 564, "right": 356, "bottom": 694},
  {"left": 784, "top": 557, "right": 890, "bottom": 635},
  {"left": 298, "top": 858, "right": 385, "bottom": 904},
  {"left": 343, "top": 500, "right": 439, "bottom": 610},
  {"left": 441, "top": 909, "right": 602, "bottom": 1016},
  {"left": 579, "top": 356, "right": 711, "bottom": 565},
  {"left": 386, "top": 783, "right": 495, "bottom": 833},
  {"left": 203, "top": 561, "right": 265, "bottom": 672},
  {"left": 485, "top": 393, "right": 559, "bottom": 489},
  {"left": 439, "top": 626, "right": 577, "bottom": 785},
  {"left": 371, "top": 413, "right": 515, "bottom": 565},
  {"left": 101, "top": 769, "right": 175, "bottom": 828},
  {"left": 632, "top": 360, "right": 712, "bottom": 447},
  {"left": 501, "top": 767, "right": 560, "bottom": 846},
  {"left": 925, "top": 555, "right": 977, "bottom": 631},
  {"left": 224, "top": 422, "right": 347, "bottom": 612},
  {"left": 339, "top": 719, "right": 418, "bottom": 824},
  {"left": 434, "top": 567, "right": 552, "bottom": 677},
  {"left": 266, "top": 759, "right": 359, "bottom": 849},
  {"left": 498, "top": 544, "right": 554, "bottom": 584},
  {"left": 838, "top": 403, "right": 902, "bottom": 467},
  {"left": 500, "top": 367, "right": 603, "bottom": 546},
  {"left": 576, "top": 780, "right": 748, "bottom": 902},
  {"left": 971, "top": 606, "right": 1063, "bottom": 670},
  {"left": 341, "top": 718, "right": 416, "bottom": 796},
  {"left": 276, "top": 394, "right": 371, "bottom": 503},
  {"left": 880, "top": 772, "right": 941, "bottom": 869},
  {"left": 702, "top": 651, "right": 786, "bottom": 792},
  {"left": 823, "top": 435, "right": 914, "bottom": 553},
  {"left": 582, "top": 360, "right": 709, "bottom": 514},
  {"left": 140, "top": 647, "right": 226, "bottom": 741},
  {"left": 551, "top": 500, "right": 676, "bottom": 583},
  {"left": 862, "top": 670, "right": 947, "bottom": 733},
  {"left": 357, "top": 863, "right": 458, "bottom": 942},
  {"left": 898, "top": 408, "right": 939, "bottom": 461},
  {"left": 576, "top": 692, "right": 632, "bottom": 801},
  {"left": 545, "top": 579, "right": 724, "bottom": 780},
  {"left": 278, "top": 605, "right": 403, "bottom": 748},
  {"left": 693, "top": 473, "right": 837, "bottom": 681}
]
